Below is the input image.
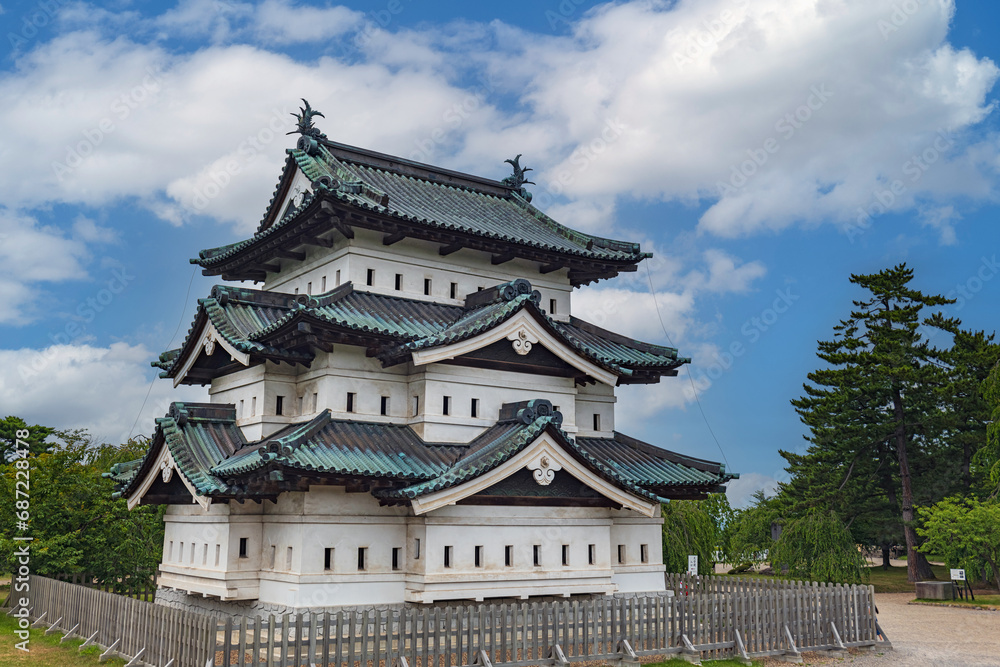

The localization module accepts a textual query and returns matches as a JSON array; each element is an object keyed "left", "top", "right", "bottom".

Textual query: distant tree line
[{"left": 662, "top": 264, "right": 1000, "bottom": 588}]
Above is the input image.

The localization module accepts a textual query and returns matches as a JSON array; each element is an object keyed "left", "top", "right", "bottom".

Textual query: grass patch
[
  {"left": 0, "top": 612, "right": 128, "bottom": 666},
  {"left": 648, "top": 660, "right": 761, "bottom": 666},
  {"left": 914, "top": 594, "right": 1000, "bottom": 610}
]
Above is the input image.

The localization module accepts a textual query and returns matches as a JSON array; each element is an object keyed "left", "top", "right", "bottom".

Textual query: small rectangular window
[
  {"left": 392, "top": 547, "right": 401, "bottom": 571},
  {"left": 640, "top": 544, "right": 649, "bottom": 563},
  {"left": 505, "top": 545, "right": 514, "bottom": 567},
  {"left": 470, "top": 398, "right": 479, "bottom": 418},
  {"left": 443, "top": 396, "right": 451, "bottom": 416},
  {"left": 533, "top": 545, "right": 541, "bottom": 567},
  {"left": 336, "top": 269, "right": 341, "bottom": 286},
  {"left": 239, "top": 538, "right": 248, "bottom": 559},
  {"left": 275, "top": 395, "right": 284, "bottom": 416},
  {"left": 322, "top": 276, "right": 327, "bottom": 291},
  {"left": 424, "top": 278, "right": 432, "bottom": 295},
  {"left": 169, "top": 541, "right": 174, "bottom": 561},
  {"left": 238, "top": 400, "right": 244, "bottom": 418},
  {"left": 286, "top": 546, "right": 293, "bottom": 570},
  {"left": 450, "top": 282, "right": 458, "bottom": 299},
  {"left": 444, "top": 545, "right": 453, "bottom": 568},
  {"left": 324, "top": 547, "right": 334, "bottom": 571},
  {"left": 179, "top": 542, "right": 184, "bottom": 560},
  {"left": 269, "top": 545, "right": 276, "bottom": 568},
  {"left": 251, "top": 397, "right": 257, "bottom": 417},
  {"left": 617, "top": 544, "right": 626, "bottom": 564},
  {"left": 307, "top": 281, "right": 313, "bottom": 295},
  {"left": 593, "top": 413, "right": 601, "bottom": 431},
  {"left": 312, "top": 392, "right": 318, "bottom": 412},
  {"left": 412, "top": 395, "right": 419, "bottom": 416},
  {"left": 478, "top": 286, "right": 485, "bottom": 292},
  {"left": 358, "top": 547, "right": 368, "bottom": 571},
  {"left": 298, "top": 396, "right": 304, "bottom": 414},
  {"left": 415, "top": 538, "right": 421, "bottom": 560},
  {"left": 190, "top": 542, "right": 195, "bottom": 563},
  {"left": 475, "top": 545, "right": 483, "bottom": 568},
  {"left": 395, "top": 273, "right": 403, "bottom": 291},
  {"left": 294, "top": 287, "right": 299, "bottom": 295},
  {"left": 381, "top": 396, "right": 389, "bottom": 416},
  {"left": 588, "top": 544, "right": 596, "bottom": 565},
  {"left": 367, "top": 268, "right": 375, "bottom": 286},
  {"left": 562, "top": 545, "right": 570, "bottom": 566},
  {"left": 346, "top": 392, "right": 356, "bottom": 413},
  {"left": 550, "top": 298, "right": 557, "bottom": 314},
  {"left": 215, "top": 544, "right": 221, "bottom": 567}
]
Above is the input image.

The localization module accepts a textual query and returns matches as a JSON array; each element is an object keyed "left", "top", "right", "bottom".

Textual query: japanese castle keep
[{"left": 108, "top": 102, "right": 736, "bottom": 614}]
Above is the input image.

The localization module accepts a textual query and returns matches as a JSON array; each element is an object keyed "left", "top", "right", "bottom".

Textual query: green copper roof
[
  {"left": 193, "top": 143, "right": 650, "bottom": 283},
  {"left": 109, "top": 400, "right": 734, "bottom": 506},
  {"left": 156, "top": 280, "right": 684, "bottom": 384}
]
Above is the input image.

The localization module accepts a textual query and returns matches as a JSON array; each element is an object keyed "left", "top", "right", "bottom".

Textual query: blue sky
[{"left": 1, "top": 0, "right": 999, "bottom": 506}]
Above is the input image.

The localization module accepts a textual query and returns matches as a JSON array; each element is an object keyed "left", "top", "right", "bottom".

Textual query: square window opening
[
  {"left": 593, "top": 413, "right": 601, "bottom": 431},
  {"left": 617, "top": 544, "right": 626, "bottom": 564}
]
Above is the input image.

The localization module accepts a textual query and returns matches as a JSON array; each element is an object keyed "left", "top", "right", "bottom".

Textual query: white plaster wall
[
  {"left": 575, "top": 382, "right": 616, "bottom": 437},
  {"left": 608, "top": 509, "right": 665, "bottom": 594},
  {"left": 262, "top": 227, "right": 573, "bottom": 319}
]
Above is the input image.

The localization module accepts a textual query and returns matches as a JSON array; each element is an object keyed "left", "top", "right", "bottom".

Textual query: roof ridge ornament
[
  {"left": 288, "top": 98, "right": 327, "bottom": 155},
  {"left": 501, "top": 154, "right": 535, "bottom": 202}
]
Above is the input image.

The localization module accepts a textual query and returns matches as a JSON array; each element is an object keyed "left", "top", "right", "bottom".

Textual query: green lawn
[
  {"left": 0, "top": 612, "right": 127, "bottom": 667},
  {"left": 914, "top": 594, "right": 1000, "bottom": 610},
  {"left": 648, "top": 660, "right": 760, "bottom": 666}
]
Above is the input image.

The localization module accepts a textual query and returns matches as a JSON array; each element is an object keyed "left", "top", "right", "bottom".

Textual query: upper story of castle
[{"left": 153, "top": 103, "right": 688, "bottom": 442}]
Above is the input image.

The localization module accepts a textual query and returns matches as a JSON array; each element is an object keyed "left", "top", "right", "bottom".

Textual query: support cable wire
[
  {"left": 127, "top": 266, "right": 198, "bottom": 441},
  {"left": 644, "top": 260, "right": 730, "bottom": 470}
]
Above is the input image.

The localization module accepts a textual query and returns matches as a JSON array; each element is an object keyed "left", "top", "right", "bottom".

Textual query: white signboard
[
  {"left": 687, "top": 555, "right": 698, "bottom": 576},
  {"left": 951, "top": 569, "right": 966, "bottom": 581}
]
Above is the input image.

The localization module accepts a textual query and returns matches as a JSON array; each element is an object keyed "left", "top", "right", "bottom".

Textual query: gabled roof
[
  {"left": 192, "top": 141, "right": 651, "bottom": 286},
  {"left": 155, "top": 279, "right": 687, "bottom": 386},
  {"left": 109, "top": 400, "right": 735, "bottom": 507}
]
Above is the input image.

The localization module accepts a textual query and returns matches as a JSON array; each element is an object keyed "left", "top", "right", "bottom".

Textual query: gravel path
[{"left": 770, "top": 592, "right": 1000, "bottom": 666}]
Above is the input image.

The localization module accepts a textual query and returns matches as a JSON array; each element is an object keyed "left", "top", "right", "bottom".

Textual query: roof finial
[
  {"left": 502, "top": 154, "right": 535, "bottom": 201},
  {"left": 288, "top": 98, "right": 327, "bottom": 140}
]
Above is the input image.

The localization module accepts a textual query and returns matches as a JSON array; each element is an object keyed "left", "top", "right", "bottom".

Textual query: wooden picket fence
[
  {"left": 13, "top": 573, "right": 886, "bottom": 667},
  {"left": 51, "top": 571, "right": 158, "bottom": 602},
  {"left": 10, "top": 575, "right": 215, "bottom": 667}
]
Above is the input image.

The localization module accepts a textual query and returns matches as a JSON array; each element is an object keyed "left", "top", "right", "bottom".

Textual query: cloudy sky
[{"left": 1, "top": 0, "right": 999, "bottom": 506}]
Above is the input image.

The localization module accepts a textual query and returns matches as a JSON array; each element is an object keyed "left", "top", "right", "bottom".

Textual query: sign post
[{"left": 687, "top": 555, "right": 698, "bottom": 576}]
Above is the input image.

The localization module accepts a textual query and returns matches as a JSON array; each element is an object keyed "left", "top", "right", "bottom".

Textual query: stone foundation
[{"left": 154, "top": 587, "right": 673, "bottom": 619}]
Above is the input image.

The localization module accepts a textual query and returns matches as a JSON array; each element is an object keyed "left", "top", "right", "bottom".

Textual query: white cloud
[
  {"left": 0, "top": 342, "right": 208, "bottom": 444},
  {"left": 688, "top": 249, "right": 766, "bottom": 294},
  {"left": 725, "top": 472, "right": 780, "bottom": 508}
]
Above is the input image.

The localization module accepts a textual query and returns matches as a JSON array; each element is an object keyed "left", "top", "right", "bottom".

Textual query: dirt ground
[{"left": 766, "top": 592, "right": 1000, "bottom": 666}]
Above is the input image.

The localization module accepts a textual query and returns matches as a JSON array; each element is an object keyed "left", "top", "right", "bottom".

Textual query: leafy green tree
[
  {"left": 917, "top": 496, "right": 1000, "bottom": 589},
  {"left": 661, "top": 499, "right": 722, "bottom": 576},
  {"left": 0, "top": 416, "right": 54, "bottom": 462},
  {"left": 724, "top": 490, "right": 782, "bottom": 570},
  {"left": 0, "top": 429, "right": 163, "bottom": 581},
  {"left": 980, "top": 362, "right": 1000, "bottom": 497},
  {"left": 768, "top": 509, "right": 869, "bottom": 584},
  {"left": 789, "top": 264, "right": 954, "bottom": 582}
]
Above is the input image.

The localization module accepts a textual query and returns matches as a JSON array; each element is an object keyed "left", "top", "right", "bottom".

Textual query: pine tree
[{"left": 790, "top": 264, "right": 952, "bottom": 582}]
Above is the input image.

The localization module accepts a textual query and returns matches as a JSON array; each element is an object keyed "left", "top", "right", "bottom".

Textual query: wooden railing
[
  {"left": 9, "top": 575, "right": 214, "bottom": 667},
  {"left": 12, "top": 573, "right": 886, "bottom": 667}
]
